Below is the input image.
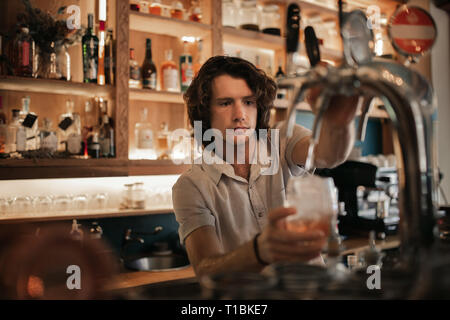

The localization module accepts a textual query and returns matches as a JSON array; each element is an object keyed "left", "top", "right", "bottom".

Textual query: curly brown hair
[{"left": 183, "top": 55, "right": 277, "bottom": 147}]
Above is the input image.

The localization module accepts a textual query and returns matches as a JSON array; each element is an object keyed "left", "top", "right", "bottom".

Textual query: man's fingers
[
  {"left": 268, "top": 207, "right": 297, "bottom": 225},
  {"left": 269, "top": 228, "right": 326, "bottom": 243}
]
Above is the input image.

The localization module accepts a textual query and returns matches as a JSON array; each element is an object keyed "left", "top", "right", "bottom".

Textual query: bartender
[{"left": 172, "top": 56, "right": 359, "bottom": 277}]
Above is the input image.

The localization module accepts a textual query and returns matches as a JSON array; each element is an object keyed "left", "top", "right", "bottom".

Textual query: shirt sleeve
[
  {"left": 285, "top": 123, "right": 312, "bottom": 176},
  {"left": 172, "top": 174, "right": 216, "bottom": 245},
  {"left": 275, "top": 121, "right": 312, "bottom": 176}
]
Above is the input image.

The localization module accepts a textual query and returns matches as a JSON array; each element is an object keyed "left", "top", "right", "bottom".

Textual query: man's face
[{"left": 210, "top": 74, "right": 257, "bottom": 146}]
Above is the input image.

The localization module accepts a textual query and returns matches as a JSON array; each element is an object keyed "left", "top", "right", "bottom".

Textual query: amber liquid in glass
[{"left": 286, "top": 215, "right": 330, "bottom": 238}]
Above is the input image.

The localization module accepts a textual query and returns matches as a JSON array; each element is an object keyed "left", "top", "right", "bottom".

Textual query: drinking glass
[
  {"left": 73, "top": 194, "right": 89, "bottom": 211},
  {"left": 0, "top": 198, "right": 9, "bottom": 216},
  {"left": 285, "top": 176, "right": 338, "bottom": 237},
  {"left": 35, "top": 195, "right": 54, "bottom": 215},
  {"left": 54, "top": 195, "right": 72, "bottom": 212},
  {"left": 90, "top": 193, "right": 108, "bottom": 210},
  {"left": 12, "top": 196, "right": 33, "bottom": 214}
]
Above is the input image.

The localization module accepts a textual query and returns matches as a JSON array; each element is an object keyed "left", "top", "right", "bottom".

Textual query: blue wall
[{"left": 295, "top": 110, "right": 383, "bottom": 156}]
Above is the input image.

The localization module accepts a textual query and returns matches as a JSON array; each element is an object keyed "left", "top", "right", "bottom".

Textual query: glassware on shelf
[
  {"left": 34, "top": 195, "right": 54, "bottom": 214},
  {"left": 11, "top": 196, "right": 33, "bottom": 214},
  {"left": 139, "top": 0, "right": 150, "bottom": 13},
  {"left": 0, "top": 197, "right": 9, "bottom": 215},
  {"left": 129, "top": 48, "right": 141, "bottom": 89},
  {"left": 238, "top": 0, "right": 260, "bottom": 32},
  {"left": 222, "top": 0, "right": 238, "bottom": 28},
  {"left": 170, "top": 1, "right": 185, "bottom": 20},
  {"left": 189, "top": 1, "right": 202, "bottom": 22},
  {"left": 160, "top": 49, "right": 178, "bottom": 92},
  {"left": 67, "top": 113, "right": 82, "bottom": 155},
  {"left": 132, "top": 108, "right": 156, "bottom": 160},
  {"left": 150, "top": 0, "right": 162, "bottom": 15},
  {"left": 261, "top": 4, "right": 281, "bottom": 36},
  {"left": 13, "top": 27, "right": 35, "bottom": 77},
  {"left": 73, "top": 194, "right": 89, "bottom": 211},
  {"left": 90, "top": 193, "right": 108, "bottom": 210},
  {"left": 122, "top": 183, "right": 134, "bottom": 209},
  {"left": 54, "top": 195, "right": 72, "bottom": 212},
  {"left": 132, "top": 182, "right": 146, "bottom": 209},
  {"left": 156, "top": 122, "right": 171, "bottom": 160}
]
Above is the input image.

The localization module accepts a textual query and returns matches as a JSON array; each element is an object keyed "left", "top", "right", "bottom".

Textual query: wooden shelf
[
  {"left": 129, "top": 11, "right": 212, "bottom": 39},
  {"left": 0, "top": 207, "right": 174, "bottom": 224},
  {"left": 223, "top": 27, "right": 285, "bottom": 51},
  {"left": 0, "top": 76, "right": 115, "bottom": 97},
  {"left": 0, "top": 159, "right": 190, "bottom": 180},
  {"left": 129, "top": 88, "right": 184, "bottom": 104}
]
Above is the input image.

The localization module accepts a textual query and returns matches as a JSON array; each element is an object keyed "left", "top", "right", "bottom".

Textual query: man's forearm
[{"left": 194, "top": 239, "right": 264, "bottom": 277}]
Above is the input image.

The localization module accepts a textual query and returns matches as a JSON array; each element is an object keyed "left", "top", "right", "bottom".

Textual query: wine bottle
[
  {"left": 82, "top": 14, "right": 99, "bottom": 83},
  {"left": 142, "top": 38, "right": 157, "bottom": 90}
]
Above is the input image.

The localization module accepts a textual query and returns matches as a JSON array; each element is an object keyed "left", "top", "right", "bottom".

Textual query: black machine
[{"left": 315, "top": 160, "right": 400, "bottom": 238}]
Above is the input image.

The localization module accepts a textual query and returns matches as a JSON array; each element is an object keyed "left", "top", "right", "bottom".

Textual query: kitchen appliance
[{"left": 315, "top": 161, "right": 399, "bottom": 238}]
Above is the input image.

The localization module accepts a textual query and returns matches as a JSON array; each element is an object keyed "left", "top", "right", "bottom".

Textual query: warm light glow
[
  {"left": 181, "top": 36, "right": 197, "bottom": 43},
  {"left": 99, "top": 0, "right": 107, "bottom": 22}
]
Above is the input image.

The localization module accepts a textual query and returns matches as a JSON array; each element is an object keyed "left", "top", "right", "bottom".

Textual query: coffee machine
[{"left": 315, "top": 160, "right": 399, "bottom": 238}]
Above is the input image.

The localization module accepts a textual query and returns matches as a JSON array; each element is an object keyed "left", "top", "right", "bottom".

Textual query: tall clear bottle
[
  {"left": 82, "top": 14, "right": 99, "bottom": 83},
  {"left": 179, "top": 41, "right": 193, "bottom": 93},
  {"left": 57, "top": 99, "right": 75, "bottom": 152},
  {"left": 97, "top": 20, "right": 106, "bottom": 85},
  {"left": 39, "top": 118, "right": 58, "bottom": 153},
  {"left": 142, "top": 38, "right": 157, "bottom": 90},
  {"left": 133, "top": 108, "right": 156, "bottom": 159},
  {"left": 20, "top": 96, "right": 39, "bottom": 151}
]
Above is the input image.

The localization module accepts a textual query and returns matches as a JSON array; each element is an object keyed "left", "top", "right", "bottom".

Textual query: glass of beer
[{"left": 285, "top": 175, "right": 338, "bottom": 237}]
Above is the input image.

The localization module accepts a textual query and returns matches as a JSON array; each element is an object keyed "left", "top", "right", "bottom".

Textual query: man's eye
[
  {"left": 244, "top": 100, "right": 256, "bottom": 106},
  {"left": 219, "top": 101, "right": 231, "bottom": 107}
]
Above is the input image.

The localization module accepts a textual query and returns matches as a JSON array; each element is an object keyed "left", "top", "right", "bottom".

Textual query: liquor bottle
[
  {"left": 193, "top": 39, "right": 203, "bottom": 76},
  {"left": 104, "top": 29, "right": 115, "bottom": 85},
  {"left": 99, "top": 114, "right": 115, "bottom": 157},
  {"left": 134, "top": 108, "right": 156, "bottom": 159},
  {"left": 171, "top": 1, "right": 184, "bottom": 19},
  {"left": 142, "top": 38, "right": 157, "bottom": 90},
  {"left": 97, "top": 20, "right": 106, "bottom": 85},
  {"left": 160, "top": 49, "right": 178, "bottom": 92},
  {"left": 275, "top": 61, "right": 287, "bottom": 100},
  {"left": 6, "top": 109, "right": 21, "bottom": 153},
  {"left": 275, "top": 60, "right": 285, "bottom": 78},
  {"left": 57, "top": 99, "right": 75, "bottom": 152},
  {"left": 150, "top": 0, "right": 162, "bottom": 15},
  {"left": 82, "top": 14, "right": 99, "bottom": 83},
  {"left": 20, "top": 96, "right": 39, "bottom": 151},
  {"left": 88, "top": 132, "right": 101, "bottom": 159},
  {"left": 156, "top": 122, "right": 171, "bottom": 160},
  {"left": 0, "top": 96, "right": 6, "bottom": 153},
  {"left": 179, "top": 41, "right": 193, "bottom": 93},
  {"left": 67, "top": 112, "right": 82, "bottom": 155},
  {"left": 129, "top": 48, "right": 141, "bottom": 89},
  {"left": 189, "top": 1, "right": 202, "bottom": 22},
  {"left": 39, "top": 118, "right": 58, "bottom": 153},
  {"left": 13, "top": 27, "right": 34, "bottom": 77}
]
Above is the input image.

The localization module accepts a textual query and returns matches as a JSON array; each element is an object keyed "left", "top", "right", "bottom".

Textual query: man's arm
[
  {"left": 185, "top": 208, "right": 326, "bottom": 278},
  {"left": 292, "top": 94, "right": 360, "bottom": 169}
]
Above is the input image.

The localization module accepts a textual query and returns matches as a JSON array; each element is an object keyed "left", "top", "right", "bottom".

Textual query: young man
[{"left": 172, "top": 56, "right": 358, "bottom": 277}]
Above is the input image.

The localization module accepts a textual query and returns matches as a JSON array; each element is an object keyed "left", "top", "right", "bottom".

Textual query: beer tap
[{"left": 277, "top": 5, "right": 440, "bottom": 269}]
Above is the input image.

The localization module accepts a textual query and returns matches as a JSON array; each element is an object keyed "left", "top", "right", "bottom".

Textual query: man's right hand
[{"left": 257, "top": 207, "right": 327, "bottom": 264}]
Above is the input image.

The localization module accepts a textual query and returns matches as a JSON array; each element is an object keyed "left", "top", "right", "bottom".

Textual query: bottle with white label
[
  {"left": 161, "top": 49, "right": 178, "bottom": 92},
  {"left": 39, "top": 118, "right": 58, "bottom": 153},
  {"left": 134, "top": 108, "right": 156, "bottom": 159}
]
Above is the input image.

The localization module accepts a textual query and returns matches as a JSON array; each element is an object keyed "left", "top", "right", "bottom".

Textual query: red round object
[{"left": 388, "top": 5, "right": 437, "bottom": 57}]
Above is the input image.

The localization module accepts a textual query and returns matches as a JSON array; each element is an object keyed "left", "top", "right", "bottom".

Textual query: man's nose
[{"left": 232, "top": 101, "right": 246, "bottom": 122}]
